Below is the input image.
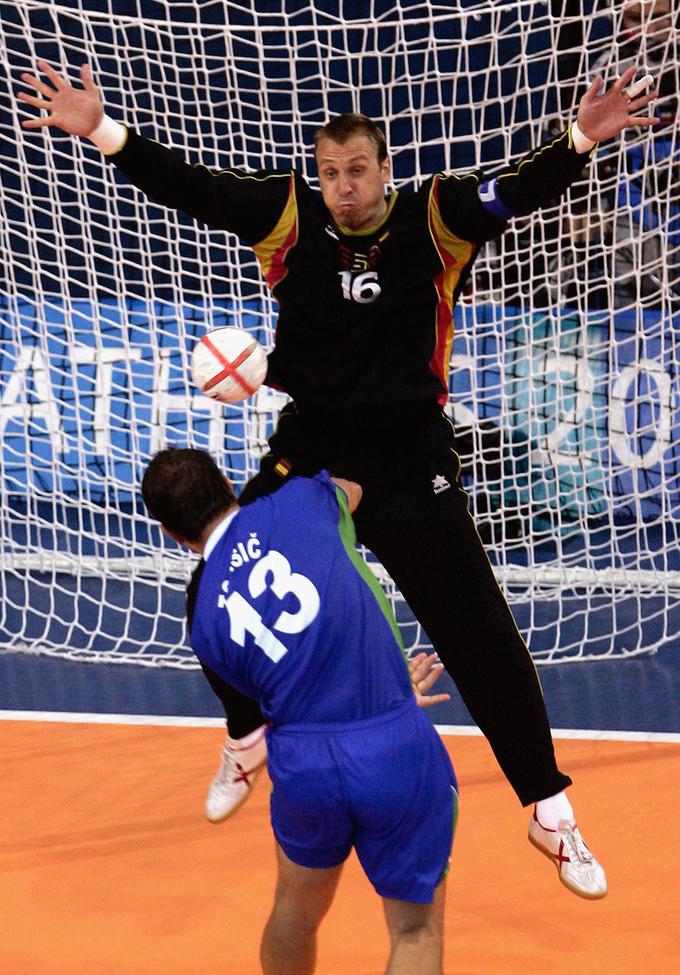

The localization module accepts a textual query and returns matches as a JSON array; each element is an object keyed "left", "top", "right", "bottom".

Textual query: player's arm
[
  {"left": 493, "top": 67, "right": 658, "bottom": 217},
  {"left": 107, "top": 129, "right": 291, "bottom": 244},
  {"left": 438, "top": 66, "right": 658, "bottom": 242},
  {"left": 331, "top": 477, "right": 363, "bottom": 514},
  {"left": 18, "top": 60, "right": 290, "bottom": 245}
]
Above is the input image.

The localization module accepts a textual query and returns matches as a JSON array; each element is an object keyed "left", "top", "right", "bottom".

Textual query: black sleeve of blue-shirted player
[
  {"left": 185, "top": 558, "right": 205, "bottom": 633},
  {"left": 186, "top": 558, "right": 264, "bottom": 733},
  {"left": 107, "top": 127, "right": 292, "bottom": 246}
]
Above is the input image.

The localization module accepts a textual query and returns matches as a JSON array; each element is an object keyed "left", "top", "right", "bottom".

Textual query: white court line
[
  {"left": 0, "top": 710, "right": 225, "bottom": 728},
  {"left": 1, "top": 710, "right": 680, "bottom": 743},
  {"left": 435, "top": 724, "right": 680, "bottom": 744}
]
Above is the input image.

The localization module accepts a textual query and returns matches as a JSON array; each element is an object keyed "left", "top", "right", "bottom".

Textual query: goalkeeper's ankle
[{"left": 534, "top": 791, "right": 574, "bottom": 830}]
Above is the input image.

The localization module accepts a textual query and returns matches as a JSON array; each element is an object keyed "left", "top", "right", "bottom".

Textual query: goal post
[{"left": 1, "top": 0, "right": 679, "bottom": 667}]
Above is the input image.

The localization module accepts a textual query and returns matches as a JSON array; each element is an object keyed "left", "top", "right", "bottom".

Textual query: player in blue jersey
[{"left": 141, "top": 447, "right": 457, "bottom": 975}]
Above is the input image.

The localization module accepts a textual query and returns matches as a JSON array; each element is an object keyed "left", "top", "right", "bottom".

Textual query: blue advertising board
[{"left": 1, "top": 297, "right": 679, "bottom": 528}]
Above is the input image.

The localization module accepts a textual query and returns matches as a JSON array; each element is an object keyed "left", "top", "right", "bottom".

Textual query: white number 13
[{"left": 224, "top": 551, "right": 320, "bottom": 663}]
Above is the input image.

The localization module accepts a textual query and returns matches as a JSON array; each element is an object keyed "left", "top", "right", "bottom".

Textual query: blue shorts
[{"left": 267, "top": 698, "right": 458, "bottom": 904}]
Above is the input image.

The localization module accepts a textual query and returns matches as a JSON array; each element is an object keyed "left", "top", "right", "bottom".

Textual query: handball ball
[{"left": 191, "top": 326, "right": 267, "bottom": 404}]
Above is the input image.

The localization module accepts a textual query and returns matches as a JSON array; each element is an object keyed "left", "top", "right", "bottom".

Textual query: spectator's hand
[
  {"left": 18, "top": 61, "right": 103, "bottom": 137},
  {"left": 577, "top": 65, "right": 659, "bottom": 142},
  {"left": 409, "top": 652, "right": 450, "bottom": 709}
]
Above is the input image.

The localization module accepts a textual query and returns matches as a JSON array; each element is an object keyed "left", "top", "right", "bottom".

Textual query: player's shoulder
[
  {"left": 214, "top": 475, "right": 340, "bottom": 566},
  {"left": 236, "top": 471, "right": 337, "bottom": 522},
  {"left": 278, "top": 470, "right": 338, "bottom": 505},
  {"left": 396, "top": 170, "right": 482, "bottom": 209},
  {"left": 272, "top": 473, "right": 344, "bottom": 527},
  {"left": 387, "top": 179, "right": 436, "bottom": 222},
  {"left": 289, "top": 171, "right": 329, "bottom": 212},
  {"left": 393, "top": 177, "right": 435, "bottom": 204},
  {"left": 203, "top": 164, "right": 295, "bottom": 182},
  {"left": 428, "top": 168, "right": 490, "bottom": 221},
  {"left": 432, "top": 168, "right": 484, "bottom": 191}
]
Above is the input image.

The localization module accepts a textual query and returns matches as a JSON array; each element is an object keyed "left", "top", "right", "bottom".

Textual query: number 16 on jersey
[{"left": 338, "top": 270, "right": 381, "bottom": 304}]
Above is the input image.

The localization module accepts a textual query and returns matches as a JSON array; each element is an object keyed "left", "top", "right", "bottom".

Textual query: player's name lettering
[{"left": 230, "top": 532, "right": 262, "bottom": 571}]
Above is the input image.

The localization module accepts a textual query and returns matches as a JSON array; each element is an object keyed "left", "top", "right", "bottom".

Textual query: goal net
[{"left": 1, "top": 0, "right": 679, "bottom": 668}]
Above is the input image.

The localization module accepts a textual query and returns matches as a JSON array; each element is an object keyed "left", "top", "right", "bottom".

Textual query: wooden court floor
[{"left": 2, "top": 719, "right": 679, "bottom": 974}]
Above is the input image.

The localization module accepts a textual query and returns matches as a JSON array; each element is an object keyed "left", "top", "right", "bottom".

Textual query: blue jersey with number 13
[{"left": 190, "top": 472, "right": 413, "bottom": 726}]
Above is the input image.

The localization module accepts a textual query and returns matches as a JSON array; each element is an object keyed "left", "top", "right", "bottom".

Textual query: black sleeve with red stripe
[{"left": 108, "top": 127, "right": 292, "bottom": 246}]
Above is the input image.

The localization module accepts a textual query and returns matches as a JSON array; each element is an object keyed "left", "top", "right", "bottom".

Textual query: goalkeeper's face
[{"left": 316, "top": 135, "right": 391, "bottom": 232}]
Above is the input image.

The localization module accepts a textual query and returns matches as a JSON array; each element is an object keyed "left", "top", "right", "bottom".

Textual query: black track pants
[
  {"left": 200, "top": 446, "right": 571, "bottom": 806},
  {"left": 352, "top": 452, "right": 571, "bottom": 807}
]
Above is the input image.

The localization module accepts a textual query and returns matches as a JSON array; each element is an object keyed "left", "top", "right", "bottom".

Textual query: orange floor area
[{"left": 2, "top": 720, "right": 678, "bottom": 975}]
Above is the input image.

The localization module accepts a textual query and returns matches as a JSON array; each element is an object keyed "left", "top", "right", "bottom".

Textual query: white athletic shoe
[
  {"left": 204, "top": 726, "right": 268, "bottom": 824},
  {"left": 528, "top": 811, "right": 608, "bottom": 899}
]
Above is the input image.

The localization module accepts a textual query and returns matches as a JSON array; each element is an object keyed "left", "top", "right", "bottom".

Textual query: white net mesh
[{"left": 1, "top": 0, "right": 678, "bottom": 666}]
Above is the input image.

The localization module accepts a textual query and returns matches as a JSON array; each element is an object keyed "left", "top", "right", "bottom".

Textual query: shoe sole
[{"left": 528, "top": 830, "right": 608, "bottom": 900}]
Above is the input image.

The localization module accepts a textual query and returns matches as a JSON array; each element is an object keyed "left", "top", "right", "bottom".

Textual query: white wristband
[
  {"left": 88, "top": 115, "right": 128, "bottom": 155},
  {"left": 571, "top": 121, "right": 596, "bottom": 154}
]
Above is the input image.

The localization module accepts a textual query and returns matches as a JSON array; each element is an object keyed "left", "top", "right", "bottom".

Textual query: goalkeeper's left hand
[{"left": 577, "top": 65, "right": 659, "bottom": 143}]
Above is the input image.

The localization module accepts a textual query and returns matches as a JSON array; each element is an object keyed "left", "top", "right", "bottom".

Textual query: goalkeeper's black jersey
[{"left": 110, "top": 127, "right": 590, "bottom": 422}]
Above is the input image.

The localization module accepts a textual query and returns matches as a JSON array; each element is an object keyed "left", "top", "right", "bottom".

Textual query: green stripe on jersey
[
  {"left": 334, "top": 486, "right": 406, "bottom": 658},
  {"left": 438, "top": 785, "right": 459, "bottom": 883}
]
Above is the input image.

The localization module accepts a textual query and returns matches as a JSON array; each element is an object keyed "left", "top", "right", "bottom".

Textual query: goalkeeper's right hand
[{"left": 19, "top": 60, "right": 103, "bottom": 138}]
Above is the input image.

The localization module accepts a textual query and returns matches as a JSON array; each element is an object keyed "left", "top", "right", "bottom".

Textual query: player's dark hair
[
  {"left": 314, "top": 113, "right": 388, "bottom": 165},
  {"left": 141, "top": 448, "right": 236, "bottom": 543}
]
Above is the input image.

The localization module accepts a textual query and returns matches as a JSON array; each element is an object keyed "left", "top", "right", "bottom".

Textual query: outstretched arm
[
  {"left": 438, "top": 66, "right": 660, "bottom": 243},
  {"left": 18, "top": 61, "right": 292, "bottom": 244},
  {"left": 495, "top": 65, "right": 659, "bottom": 217}
]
